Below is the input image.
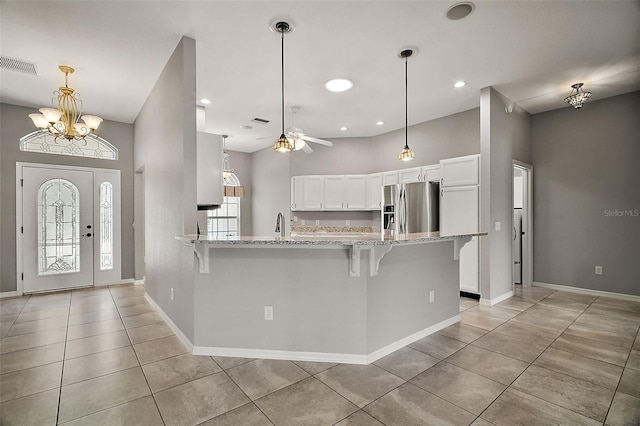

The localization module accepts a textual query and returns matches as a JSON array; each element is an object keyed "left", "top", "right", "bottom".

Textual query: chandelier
[
  {"left": 29, "top": 65, "right": 102, "bottom": 142},
  {"left": 564, "top": 82, "right": 592, "bottom": 109}
]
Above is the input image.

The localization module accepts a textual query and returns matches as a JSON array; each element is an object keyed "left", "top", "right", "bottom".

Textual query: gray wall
[
  {"left": 133, "top": 37, "right": 197, "bottom": 339},
  {"left": 0, "top": 103, "right": 135, "bottom": 293},
  {"left": 480, "top": 87, "right": 532, "bottom": 301},
  {"left": 532, "top": 91, "right": 640, "bottom": 296},
  {"left": 251, "top": 146, "right": 290, "bottom": 236},
  {"left": 226, "top": 150, "right": 253, "bottom": 236}
]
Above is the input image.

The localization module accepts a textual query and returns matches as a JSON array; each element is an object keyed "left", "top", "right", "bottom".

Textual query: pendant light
[
  {"left": 222, "top": 135, "right": 233, "bottom": 179},
  {"left": 564, "top": 83, "right": 592, "bottom": 109},
  {"left": 273, "top": 20, "right": 293, "bottom": 153},
  {"left": 398, "top": 49, "right": 415, "bottom": 162}
]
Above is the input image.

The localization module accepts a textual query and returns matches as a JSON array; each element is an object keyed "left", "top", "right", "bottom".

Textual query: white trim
[
  {"left": 365, "top": 314, "right": 460, "bottom": 364},
  {"left": 533, "top": 282, "right": 640, "bottom": 302},
  {"left": 16, "top": 162, "right": 123, "bottom": 296},
  {"left": 134, "top": 278, "right": 145, "bottom": 286},
  {"left": 192, "top": 314, "right": 460, "bottom": 365},
  {"left": 144, "top": 293, "right": 194, "bottom": 352},
  {"left": 513, "top": 160, "right": 533, "bottom": 287},
  {"left": 480, "top": 290, "right": 514, "bottom": 306},
  {"left": 95, "top": 279, "right": 135, "bottom": 287},
  {"left": 0, "top": 291, "right": 20, "bottom": 299}
]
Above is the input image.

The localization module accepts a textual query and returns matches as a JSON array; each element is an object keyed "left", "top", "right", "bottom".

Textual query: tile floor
[{"left": 1, "top": 284, "right": 639, "bottom": 425}]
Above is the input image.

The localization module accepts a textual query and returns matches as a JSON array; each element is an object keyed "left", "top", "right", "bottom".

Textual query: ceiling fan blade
[
  {"left": 302, "top": 143, "right": 313, "bottom": 154},
  {"left": 300, "top": 135, "right": 333, "bottom": 146}
]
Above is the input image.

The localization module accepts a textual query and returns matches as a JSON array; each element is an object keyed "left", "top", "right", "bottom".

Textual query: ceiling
[{"left": 1, "top": 1, "right": 639, "bottom": 153}]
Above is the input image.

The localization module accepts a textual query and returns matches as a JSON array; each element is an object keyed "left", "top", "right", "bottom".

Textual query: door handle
[{"left": 82, "top": 233, "right": 93, "bottom": 237}]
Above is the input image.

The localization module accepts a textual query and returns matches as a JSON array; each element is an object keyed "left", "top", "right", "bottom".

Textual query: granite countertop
[{"left": 176, "top": 231, "right": 487, "bottom": 247}]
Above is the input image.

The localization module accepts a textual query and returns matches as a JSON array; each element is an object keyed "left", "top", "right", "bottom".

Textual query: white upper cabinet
[
  {"left": 366, "top": 173, "right": 383, "bottom": 210},
  {"left": 323, "top": 175, "right": 345, "bottom": 210},
  {"left": 196, "top": 132, "right": 223, "bottom": 208},
  {"left": 382, "top": 171, "right": 399, "bottom": 186},
  {"left": 398, "top": 167, "right": 422, "bottom": 184},
  {"left": 344, "top": 175, "right": 367, "bottom": 210},
  {"left": 299, "top": 175, "right": 323, "bottom": 210},
  {"left": 422, "top": 164, "right": 441, "bottom": 182},
  {"left": 440, "top": 154, "right": 479, "bottom": 187},
  {"left": 291, "top": 176, "right": 303, "bottom": 211}
]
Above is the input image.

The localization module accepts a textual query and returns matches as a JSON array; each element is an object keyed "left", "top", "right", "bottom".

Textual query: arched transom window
[
  {"left": 20, "top": 130, "right": 118, "bottom": 160},
  {"left": 207, "top": 173, "right": 241, "bottom": 240}
]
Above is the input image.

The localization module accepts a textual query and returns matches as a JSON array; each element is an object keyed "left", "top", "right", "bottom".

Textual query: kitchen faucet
[{"left": 275, "top": 212, "right": 285, "bottom": 237}]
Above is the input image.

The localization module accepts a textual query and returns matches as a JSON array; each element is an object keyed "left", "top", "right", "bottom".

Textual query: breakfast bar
[{"left": 176, "top": 232, "right": 484, "bottom": 364}]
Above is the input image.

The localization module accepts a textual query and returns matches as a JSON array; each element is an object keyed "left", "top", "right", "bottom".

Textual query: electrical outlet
[
  {"left": 595, "top": 266, "right": 603, "bottom": 275},
  {"left": 264, "top": 306, "right": 273, "bottom": 320},
  {"left": 301, "top": 220, "right": 305, "bottom": 225},
  {"left": 429, "top": 290, "right": 435, "bottom": 303},
  {"left": 293, "top": 216, "right": 298, "bottom": 222},
  {"left": 170, "top": 288, "right": 174, "bottom": 301},
  {"left": 495, "top": 222, "right": 501, "bottom": 231},
  {"left": 315, "top": 220, "right": 320, "bottom": 225},
  {"left": 346, "top": 220, "right": 350, "bottom": 226}
]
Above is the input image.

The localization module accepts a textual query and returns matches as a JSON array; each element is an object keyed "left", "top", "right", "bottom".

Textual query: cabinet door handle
[
  {"left": 346, "top": 203, "right": 348, "bottom": 209},
  {"left": 418, "top": 174, "right": 422, "bottom": 181}
]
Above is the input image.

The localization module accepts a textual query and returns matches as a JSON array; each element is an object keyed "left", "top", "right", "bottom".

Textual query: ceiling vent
[
  {"left": 251, "top": 117, "right": 270, "bottom": 125},
  {"left": 0, "top": 56, "right": 39, "bottom": 76}
]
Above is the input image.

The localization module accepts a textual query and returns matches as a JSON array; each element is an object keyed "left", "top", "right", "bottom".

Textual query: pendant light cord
[
  {"left": 281, "top": 30, "right": 285, "bottom": 135},
  {"left": 404, "top": 55, "right": 409, "bottom": 150}
]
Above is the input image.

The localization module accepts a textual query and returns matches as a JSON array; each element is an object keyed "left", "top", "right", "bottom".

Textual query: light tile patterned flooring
[{"left": 1, "top": 284, "right": 639, "bottom": 425}]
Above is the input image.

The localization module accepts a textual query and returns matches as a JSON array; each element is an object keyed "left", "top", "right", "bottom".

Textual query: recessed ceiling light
[
  {"left": 446, "top": 2, "right": 475, "bottom": 20},
  {"left": 325, "top": 79, "right": 353, "bottom": 93},
  {"left": 376, "top": 121, "right": 385, "bottom": 126},
  {"left": 340, "top": 126, "right": 348, "bottom": 131},
  {"left": 199, "top": 98, "right": 211, "bottom": 104},
  {"left": 453, "top": 81, "right": 466, "bottom": 88}
]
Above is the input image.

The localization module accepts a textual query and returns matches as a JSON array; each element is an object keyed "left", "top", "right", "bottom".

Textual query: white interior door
[{"left": 23, "top": 167, "right": 94, "bottom": 293}]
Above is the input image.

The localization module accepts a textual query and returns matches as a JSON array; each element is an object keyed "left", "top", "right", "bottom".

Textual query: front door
[{"left": 22, "top": 166, "right": 94, "bottom": 292}]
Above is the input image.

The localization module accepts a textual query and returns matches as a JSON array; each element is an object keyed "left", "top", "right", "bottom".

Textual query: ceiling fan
[
  {"left": 260, "top": 106, "right": 334, "bottom": 153},
  {"left": 286, "top": 106, "right": 334, "bottom": 153}
]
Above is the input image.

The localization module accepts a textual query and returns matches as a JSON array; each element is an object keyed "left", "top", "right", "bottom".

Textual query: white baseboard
[
  {"left": 144, "top": 294, "right": 194, "bottom": 353},
  {"left": 480, "top": 290, "right": 514, "bottom": 306},
  {"left": 192, "top": 314, "right": 460, "bottom": 365},
  {"left": 533, "top": 282, "right": 640, "bottom": 302},
  {"left": 134, "top": 278, "right": 145, "bottom": 286},
  {"left": 365, "top": 314, "right": 460, "bottom": 364},
  {"left": 0, "top": 291, "right": 19, "bottom": 299}
]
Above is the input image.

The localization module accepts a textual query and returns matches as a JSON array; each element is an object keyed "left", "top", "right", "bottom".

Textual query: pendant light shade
[
  {"left": 398, "top": 49, "right": 415, "bottom": 161},
  {"left": 221, "top": 135, "right": 233, "bottom": 179},
  {"left": 273, "top": 20, "right": 293, "bottom": 153}
]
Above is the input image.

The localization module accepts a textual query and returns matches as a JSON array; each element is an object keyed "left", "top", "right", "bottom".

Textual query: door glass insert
[
  {"left": 99, "top": 182, "right": 113, "bottom": 270},
  {"left": 38, "top": 178, "right": 80, "bottom": 275}
]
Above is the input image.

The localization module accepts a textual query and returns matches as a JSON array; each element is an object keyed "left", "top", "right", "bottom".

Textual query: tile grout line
[
  {"left": 109, "top": 284, "right": 167, "bottom": 426},
  {"left": 54, "top": 292, "right": 72, "bottom": 426},
  {"left": 602, "top": 322, "right": 640, "bottom": 423},
  {"left": 475, "top": 291, "right": 622, "bottom": 424}
]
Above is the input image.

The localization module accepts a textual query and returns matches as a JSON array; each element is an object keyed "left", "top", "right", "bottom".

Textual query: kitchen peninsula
[{"left": 174, "top": 232, "right": 484, "bottom": 364}]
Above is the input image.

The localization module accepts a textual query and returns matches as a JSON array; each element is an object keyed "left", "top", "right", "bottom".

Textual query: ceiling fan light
[
  {"left": 292, "top": 137, "right": 306, "bottom": 151},
  {"left": 39, "top": 107, "right": 63, "bottom": 124},
  {"left": 81, "top": 115, "right": 103, "bottom": 131},
  {"left": 29, "top": 113, "right": 48, "bottom": 129}
]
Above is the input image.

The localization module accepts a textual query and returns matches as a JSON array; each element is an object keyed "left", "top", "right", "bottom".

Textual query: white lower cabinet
[{"left": 459, "top": 236, "right": 479, "bottom": 293}]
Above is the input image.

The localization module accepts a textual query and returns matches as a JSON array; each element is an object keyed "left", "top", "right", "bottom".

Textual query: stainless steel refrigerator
[{"left": 382, "top": 181, "right": 439, "bottom": 235}]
